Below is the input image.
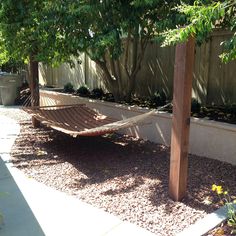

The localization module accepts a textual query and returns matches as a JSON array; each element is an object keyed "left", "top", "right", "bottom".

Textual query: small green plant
[
  {"left": 90, "top": 88, "right": 104, "bottom": 99},
  {"left": 76, "top": 86, "right": 90, "bottom": 97},
  {"left": 191, "top": 98, "right": 201, "bottom": 113},
  {"left": 150, "top": 90, "right": 167, "bottom": 107},
  {"left": 63, "top": 82, "right": 75, "bottom": 93},
  {"left": 212, "top": 184, "right": 236, "bottom": 235},
  {"left": 103, "top": 93, "right": 115, "bottom": 102},
  {"left": 44, "top": 85, "right": 55, "bottom": 89}
]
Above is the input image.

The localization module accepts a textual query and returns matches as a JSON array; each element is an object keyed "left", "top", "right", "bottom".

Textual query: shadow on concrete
[{"left": 0, "top": 157, "right": 45, "bottom": 236}]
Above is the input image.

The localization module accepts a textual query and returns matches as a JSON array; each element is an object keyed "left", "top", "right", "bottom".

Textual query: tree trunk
[
  {"left": 93, "top": 35, "right": 147, "bottom": 103},
  {"left": 125, "top": 76, "right": 136, "bottom": 102},
  {"left": 29, "top": 55, "right": 40, "bottom": 128},
  {"left": 95, "top": 59, "right": 137, "bottom": 102}
]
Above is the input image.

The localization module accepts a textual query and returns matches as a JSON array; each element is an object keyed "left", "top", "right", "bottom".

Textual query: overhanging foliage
[{"left": 162, "top": 1, "right": 236, "bottom": 62}]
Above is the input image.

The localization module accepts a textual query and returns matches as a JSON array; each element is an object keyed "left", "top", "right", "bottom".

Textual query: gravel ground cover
[{"left": 1, "top": 107, "right": 236, "bottom": 235}]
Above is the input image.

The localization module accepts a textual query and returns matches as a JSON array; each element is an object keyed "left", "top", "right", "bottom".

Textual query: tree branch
[
  {"left": 132, "top": 25, "right": 139, "bottom": 74},
  {"left": 124, "top": 29, "right": 131, "bottom": 77},
  {"left": 94, "top": 58, "right": 115, "bottom": 87},
  {"left": 108, "top": 48, "right": 118, "bottom": 80},
  {"left": 131, "top": 36, "right": 148, "bottom": 80}
]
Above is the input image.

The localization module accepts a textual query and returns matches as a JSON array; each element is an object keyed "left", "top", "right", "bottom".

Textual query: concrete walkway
[{"left": 0, "top": 109, "right": 156, "bottom": 236}]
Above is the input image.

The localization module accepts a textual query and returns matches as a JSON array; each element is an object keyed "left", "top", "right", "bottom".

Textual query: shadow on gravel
[{"left": 11, "top": 120, "right": 236, "bottom": 215}]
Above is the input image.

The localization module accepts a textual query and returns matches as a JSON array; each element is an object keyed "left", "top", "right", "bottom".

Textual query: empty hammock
[{"left": 23, "top": 104, "right": 154, "bottom": 137}]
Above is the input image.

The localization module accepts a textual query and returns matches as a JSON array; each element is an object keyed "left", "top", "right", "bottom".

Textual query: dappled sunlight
[
  {"left": 40, "top": 93, "right": 60, "bottom": 106},
  {"left": 155, "top": 122, "right": 168, "bottom": 146},
  {"left": 8, "top": 112, "right": 236, "bottom": 236}
]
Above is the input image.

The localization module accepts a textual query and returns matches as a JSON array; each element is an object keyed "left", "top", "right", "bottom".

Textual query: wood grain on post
[{"left": 169, "top": 37, "right": 195, "bottom": 201}]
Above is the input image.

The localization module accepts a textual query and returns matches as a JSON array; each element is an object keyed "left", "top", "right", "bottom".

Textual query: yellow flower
[
  {"left": 224, "top": 191, "right": 228, "bottom": 195},
  {"left": 216, "top": 186, "right": 223, "bottom": 195},
  {"left": 212, "top": 184, "right": 217, "bottom": 192},
  {"left": 215, "top": 227, "right": 225, "bottom": 235}
]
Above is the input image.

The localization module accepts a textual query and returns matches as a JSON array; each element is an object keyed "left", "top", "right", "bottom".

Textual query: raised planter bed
[{"left": 40, "top": 90, "right": 236, "bottom": 165}]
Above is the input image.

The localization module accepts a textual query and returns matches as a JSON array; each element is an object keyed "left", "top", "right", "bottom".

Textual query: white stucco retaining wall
[{"left": 40, "top": 90, "right": 236, "bottom": 165}]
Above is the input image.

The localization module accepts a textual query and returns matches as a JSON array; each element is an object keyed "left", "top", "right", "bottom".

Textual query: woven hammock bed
[{"left": 23, "top": 104, "right": 154, "bottom": 137}]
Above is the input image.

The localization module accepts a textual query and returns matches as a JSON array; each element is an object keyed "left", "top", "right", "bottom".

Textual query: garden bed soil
[
  {"left": 2, "top": 108, "right": 236, "bottom": 236},
  {"left": 207, "top": 221, "right": 234, "bottom": 236}
]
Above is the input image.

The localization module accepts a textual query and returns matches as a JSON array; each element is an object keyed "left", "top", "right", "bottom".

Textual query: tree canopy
[
  {"left": 47, "top": 0, "right": 194, "bottom": 100},
  {"left": 2, "top": 0, "right": 224, "bottom": 101},
  {"left": 0, "top": 0, "right": 70, "bottom": 117},
  {"left": 0, "top": 0, "right": 194, "bottom": 101},
  {"left": 0, "top": 0, "right": 83, "bottom": 66},
  {"left": 163, "top": 1, "right": 236, "bottom": 62}
]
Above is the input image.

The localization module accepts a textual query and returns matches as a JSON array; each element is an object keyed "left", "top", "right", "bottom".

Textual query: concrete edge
[{"left": 177, "top": 204, "right": 236, "bottom": 236}]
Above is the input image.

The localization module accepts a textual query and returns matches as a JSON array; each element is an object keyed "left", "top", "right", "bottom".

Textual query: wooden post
[
  {"left": 169, "top": 37, "right": 195, "bottom": 201},
  {"left": 29, "top": 55, "right": 40, "bottom": 128}
]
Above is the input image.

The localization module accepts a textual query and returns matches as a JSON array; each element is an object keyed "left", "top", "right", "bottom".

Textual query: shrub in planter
[
  {"left": 63, "top": 82, "right": 75, "bottom": 93},
  {"left": 127, "top": 97, "right": 151, "bottom": 107},
  {"left": 76, "top": 86, "right": 90, "bottom": 97},
  {"left": 103, "top": 93, "right": 115, "bottom": 102},
  {"left": 225, "top": 104, "right": 236, "bottom": 116},
  {"left": 44, "top": 85, "right": 55, "bottom": 89},
  {"left": 150, "top": 90, "right": 167, "bottom": 107},
  {"left": 89, "top": 88, "right": 104, "bottom": 99},
  {"left": 191, "top": 98, "right": 201, "bottom": 113}
]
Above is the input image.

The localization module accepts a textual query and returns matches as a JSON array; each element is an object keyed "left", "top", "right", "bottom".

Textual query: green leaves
[
  {"left": 220, "top": 33, "right": 236, "bottom": 62},
  {"left": 4, "top": 0, "right": 234, "bottom": 68},
  {"left": 162, "top": 1, "right": 236, "bottom": 63},
  {"left": 0, "top": 0, "right": 186, "bottom": 65},
  {"left": 162, "top": 1, "right": 225, "bottom": 46},
  {"left": 0, "top": 0, "right": 81, "bottom": 65}
]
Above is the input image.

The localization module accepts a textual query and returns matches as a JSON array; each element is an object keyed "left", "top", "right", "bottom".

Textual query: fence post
[{"left": 169, "top": 37, "right": 195, "bottom": 201}]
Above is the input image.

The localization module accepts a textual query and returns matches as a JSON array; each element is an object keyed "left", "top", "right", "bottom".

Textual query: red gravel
[{"left": 2, "top": 108, "right": 236, "bottom": 236}]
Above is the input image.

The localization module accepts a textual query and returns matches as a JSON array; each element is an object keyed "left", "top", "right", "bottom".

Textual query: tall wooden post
[
  {"left": 169, "top": 37, "right": 195, "bottom": 201},
  {"left": 29, "top": 54, "right": 40, "bottom": 128}
]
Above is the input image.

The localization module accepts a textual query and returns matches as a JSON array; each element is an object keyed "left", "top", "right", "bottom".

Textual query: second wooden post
[{"left": 169, "top": 37, "right": 195, "bottom": 201}]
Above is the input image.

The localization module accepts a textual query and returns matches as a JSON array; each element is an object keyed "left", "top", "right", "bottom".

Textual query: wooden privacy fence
[{"left": 39, "top": 30, "right": 236, "bottom": 106}]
